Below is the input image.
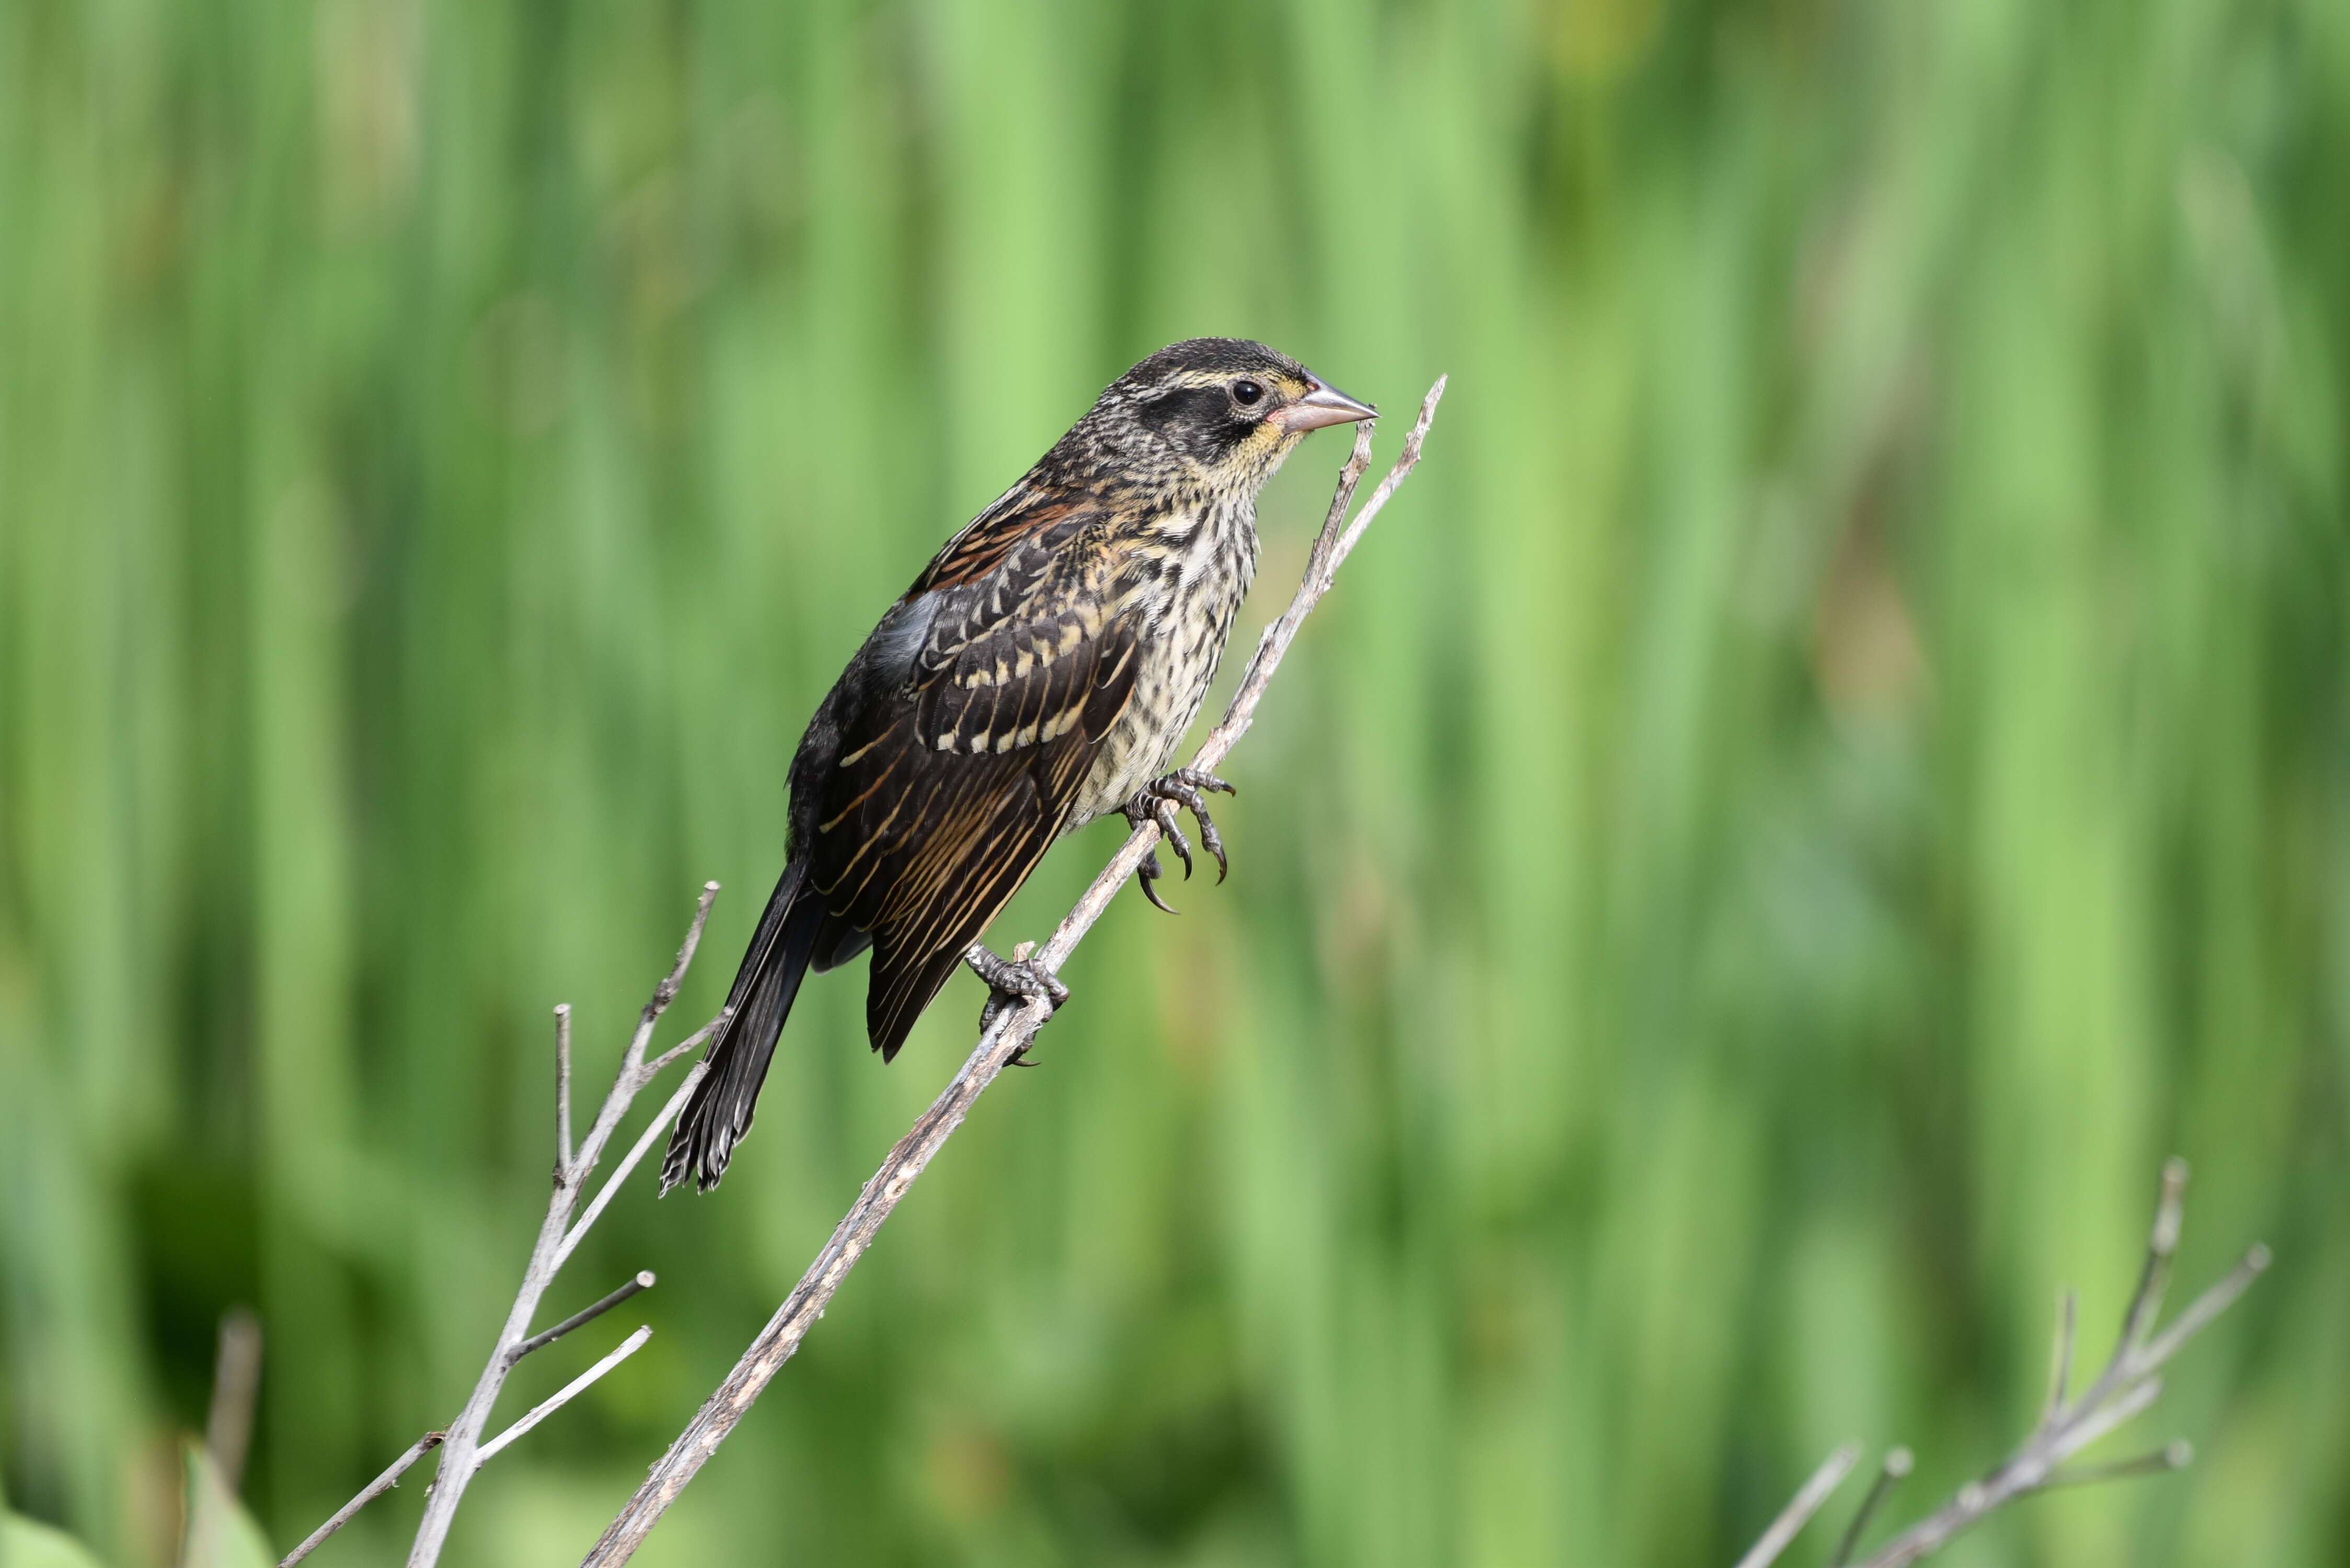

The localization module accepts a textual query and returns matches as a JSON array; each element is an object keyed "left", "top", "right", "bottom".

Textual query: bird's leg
[
  {"left": 1122, "top": 768, "right": 1237, "bottom": 909},
  {"left": 965, "top": 941, "right": 1068, "bottom": 1060}
]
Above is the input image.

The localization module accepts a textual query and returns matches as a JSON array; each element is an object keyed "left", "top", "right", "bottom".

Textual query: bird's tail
[{"left": 662, "top": 860, "right": 825, "bottom": 1193}]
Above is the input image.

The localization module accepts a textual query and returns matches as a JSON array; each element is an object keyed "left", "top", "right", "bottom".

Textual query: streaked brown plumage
[{"left": 663, "top": 339, "right": 1374, "bottom": 1193}]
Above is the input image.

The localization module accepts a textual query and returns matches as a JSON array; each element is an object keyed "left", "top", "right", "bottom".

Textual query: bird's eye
[{"left": 1231, "top": 378, "right": 1264, "bottom": 407}]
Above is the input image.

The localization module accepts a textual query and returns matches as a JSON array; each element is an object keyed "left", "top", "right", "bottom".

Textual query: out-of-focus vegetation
[{"left": 3, "top": 0, "right": 2345, "bottom": 1564}]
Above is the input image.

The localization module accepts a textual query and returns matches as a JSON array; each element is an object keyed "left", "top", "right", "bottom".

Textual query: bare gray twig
[
  {"left": 1734, "top": 1446, "right": 1859, "bottom": 1568},
  {"left": 278, "top": 1434, "right": 444, "bottom": 1568},
  {"left": 644, "top": 1011, "right": 730, "bottom": 1079},
  {"left": 280, "top": 886, "right": 723, "bottom": 1568},
  {"left": 577, "top": 377, "right": 1448, "bottom": 1568},
  {"left": 511, "top": 1273, "right": 658, "bottom": 1364},
  {"left": 556, "top": 1005, "right": 575, "bottom": 1176},
  {"left": 551, "top": 1069, "right": 708, "bottom": 1276},
  {"left": 477, "top": 1326, "right": 655, "bottom": 1465},
  {"left": 2042, "top": 1440, "right": 2192, "bottom": 1488},
  {"left": 397, "top": 886, "right": 720, "bottom": 1565},
  {"left": 1743, "top": 1159, "right": 2267, "bottom": 1568},
  {"left": 2042, "top": 1289, "right": 2076, "bottom": 1422}
]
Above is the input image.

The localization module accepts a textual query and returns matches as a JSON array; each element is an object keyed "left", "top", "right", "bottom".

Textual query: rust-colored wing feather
[
  {"left": 912, "top": 485, "right": 1092, "bottom": 592},
  {"left": 808, "top": 498, "right": 1137, "bottom": 1060}
]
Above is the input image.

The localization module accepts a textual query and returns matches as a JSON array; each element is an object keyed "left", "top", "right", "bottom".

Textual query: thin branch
[
  {"left": 553, "top": 1067, "right": 708, "bottom": 1275},
  {"left": 278, "top": 1434, "right": 444, "bottom": 1568},
  {"left": 645, "top": 1005, "right": 733, "bottom": 1079},
  {"left": 511, "top": 1273, "right": 657, "bottom": 1365},
  {"left": 578, "top": 378, "right": 1449, "bottom": 1567},
  {"left": 556, "top": 1005, "right": 575, "bottom": 1177},
  {"left": 629, "top": 886, "right": 718, "bottom": 1053},
  {"left": 1201, "top": 381, "right": 1442, "bottom": 772},
  {"left": 2140, "top": 1244, "right": 2270, "bottom": 1371},
  {"left": 1733, "top": 1445, "right": 1858, "bottom": 1568},
  {"left": 272, "top": 885, "right": 722, "bottom": 1568},
  {"left": 476, "top": 1327, "right": 654, "bottom": 1466},
  {"left": 1752, "top": 1160, "right": 2268, "bottom": 1568},
  {"left": 1829, "top": 1447, "right": 1912, "bottom": 1568},
  {"left": 2046, "top": 1374, "right": 2164, "bottom": 1463},
  {"left": 2042, "top": 1289, "right": 2076, "bottom": 1423},
  {"left": 565, "top": 886, "right": 721, "bottom": 1196},
  {"left": 2111, "top": 1158, "right": 2187, "bottom": 1371},
  {"left": 396, "top": 875, "right": 715, "bottom": 1567},
  {"left": 1327, "top": 391, "right": 1439, "bottom": 577},
  {"left": 2044, "top": 1441, "right": 2192, "bottom": 1489}
]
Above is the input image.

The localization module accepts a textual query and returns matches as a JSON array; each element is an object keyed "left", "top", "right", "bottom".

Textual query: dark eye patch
[
  {"left": 1136, "top": 385, "right": 1232, "bottom": 436},
  {"left": 1136, "top": 385, "right": 1254, "bottom": 462}
]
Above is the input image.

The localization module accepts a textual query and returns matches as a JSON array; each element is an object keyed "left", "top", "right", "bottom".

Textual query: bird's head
[{"left": 1064, "top": 338, "right": 1377, "bottom": 493}]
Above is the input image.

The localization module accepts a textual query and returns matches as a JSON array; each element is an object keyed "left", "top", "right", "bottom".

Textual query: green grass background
[{"left": 4, "top": 0, "right": 2347, "bottom": 1563}]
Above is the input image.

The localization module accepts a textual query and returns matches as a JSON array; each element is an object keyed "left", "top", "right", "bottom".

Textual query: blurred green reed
[{"left": 3, "top": 0, "right": 2345, "bottom": 1564}]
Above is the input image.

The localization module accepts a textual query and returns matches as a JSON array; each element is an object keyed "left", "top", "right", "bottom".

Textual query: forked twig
[
  {"left": 278, "top": 890, "right": 723, "bottom": 1568},
  {"left": 577, "top": 377, "right": 1448, "bottom": 1567},
  {"left": 1737, "top": 1159, "right": 2267, "bottom": 1568}
]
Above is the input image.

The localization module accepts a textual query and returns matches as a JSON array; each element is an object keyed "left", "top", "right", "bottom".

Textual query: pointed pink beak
[{"left": 1270, "top": 377, "right": 1377, "bottom": 433}]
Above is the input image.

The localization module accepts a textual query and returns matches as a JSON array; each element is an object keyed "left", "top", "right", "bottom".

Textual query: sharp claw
[
  {"left": 1176, "top": 795, "right": 1227, "bottom": 882},
  {"left": 1202, "top": 823, "right": 1228, "bottom": 883},
  {"left": 1153, "top": 801, "right": 1194, "bottom": 879},
  {"left": 1136, "top": 852, "right": 1179, "bottom": 914},
  {"left": 1128, "top": 771, "right": 1235, "bottom": 890}
]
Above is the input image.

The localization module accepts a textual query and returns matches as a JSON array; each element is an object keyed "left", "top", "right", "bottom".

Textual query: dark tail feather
[{"left": 662, "top": 860, "right": 825, "bottom": 1193}]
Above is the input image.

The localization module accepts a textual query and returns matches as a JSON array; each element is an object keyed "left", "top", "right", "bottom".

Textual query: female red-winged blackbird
[{"left": 664, "top": 339, "right": 1374, "bottom": 1192}]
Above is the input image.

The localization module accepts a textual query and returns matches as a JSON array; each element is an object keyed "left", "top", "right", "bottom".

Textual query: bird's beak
[{"left": 1271, "top": 378, "right": 1378, "bottom": 433}]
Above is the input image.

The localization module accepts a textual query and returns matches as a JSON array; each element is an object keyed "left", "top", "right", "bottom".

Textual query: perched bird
[{"left": 663, "top": 338, "right": 1374, "bottom": 1193}]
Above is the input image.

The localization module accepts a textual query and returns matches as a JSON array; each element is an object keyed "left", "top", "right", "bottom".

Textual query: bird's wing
[
  {"left": 911, "top": 481, "right": 1093, "bottom": 591},
  {"left": 808, "top": 535, "right": 1139, "bottom": 1059}
]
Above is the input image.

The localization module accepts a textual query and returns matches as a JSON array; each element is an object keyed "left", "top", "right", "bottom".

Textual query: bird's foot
[
  {"left": 1122, "top": 768, "right": 1237, "bottom": 912},
  {"left": 966, "top": 941, "right": 1068, "bottom": 1057}
]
